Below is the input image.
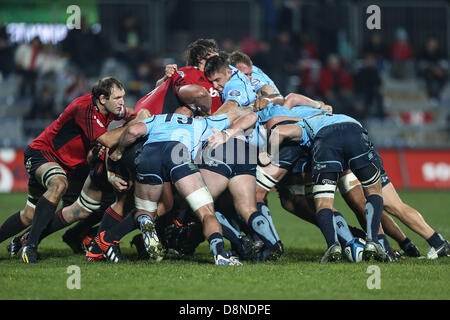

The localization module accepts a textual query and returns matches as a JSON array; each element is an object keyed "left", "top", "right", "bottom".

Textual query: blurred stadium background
[{"left": 0, "top": 0, "right": 449, "bottom": 193}]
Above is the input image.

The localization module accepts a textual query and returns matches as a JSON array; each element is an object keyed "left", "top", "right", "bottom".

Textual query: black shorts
[
  {"left": 24, "top": 146, "right": 88, "bottom": 193},
  {"left": 198, "top": 138, "right": 256, "bottom": 179},
  {"left": 311, "top": 123, "right": 378, "bottom": 178},
  {"left": 135, "top": 141, "right": 199, "bottom": 185}
]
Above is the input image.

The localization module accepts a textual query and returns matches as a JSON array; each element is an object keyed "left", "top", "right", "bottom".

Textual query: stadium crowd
[{"left": 0, "top": 2, "right": 448, "bottom": 131}]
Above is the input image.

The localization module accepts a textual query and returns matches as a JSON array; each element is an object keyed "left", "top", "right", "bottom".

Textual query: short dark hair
[
  {"left": 92, "top": 77, "right": 124, "bottom": 100},
  {"left": 204, "top": 55, "right": 229, "bottom": 78},
  {"left": 184, "top": 38, "right": 218, "bottom": 66},
  {"left": 229, "top": 50, "right": 252, "bottom": 67}
]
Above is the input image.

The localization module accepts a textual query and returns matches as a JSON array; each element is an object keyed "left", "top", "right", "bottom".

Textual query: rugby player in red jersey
[
  {"left": 0, "top": 77, "right": 147, "bottom": 263},
  {"left": 134, "top": 39, "right": 222, "bottom": 116}
]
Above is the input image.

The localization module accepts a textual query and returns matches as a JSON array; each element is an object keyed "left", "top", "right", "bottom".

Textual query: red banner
[
  {"left": 0, "top": 149, "right": 28, "bottom": 192},
  {"left": 403, "top": 149, "right": 450, "bottom": 189},
  {"left": 0, "top": 149, "right": 449, "bottom": 192}
]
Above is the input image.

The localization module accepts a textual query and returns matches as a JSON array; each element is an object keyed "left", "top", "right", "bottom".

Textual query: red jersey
[
  {"left": 29, "top": 94, "right": 127, "bottom": 171},
  {"left": 134, "top": 66, "right": 222, "bottom": 115}
]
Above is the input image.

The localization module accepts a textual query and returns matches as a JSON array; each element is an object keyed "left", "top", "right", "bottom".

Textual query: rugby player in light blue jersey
[
  {"left": 229, "top": 50, "right": 280, "bottom": 96},
  {"left": 208, "top": 99, "right": 363, "bottom": 257},
  {"left": 260, "top": 112, "right": 389, "bottom": 263},
  {"left": 108, "top": 105, "right": 252, "bottom": 266}
]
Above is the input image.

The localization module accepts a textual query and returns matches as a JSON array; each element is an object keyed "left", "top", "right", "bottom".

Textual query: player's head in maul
[
  {"left": 184, "top": 38, "right": 219, "bottom": 71},
  {"left": 92, "top": 77, "right": 126, "bottom": 116},
  {"left": 204, "top": 55, "right": 232, "bottom": 93}
]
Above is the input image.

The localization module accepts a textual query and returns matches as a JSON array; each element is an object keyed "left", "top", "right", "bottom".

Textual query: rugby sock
[
  {"left": 26, "top": 197, "right": 58, "bottom": 247},
  {"left": 426, "top": 232, "right": 445, "bottom": 249},
  {"left": 377, "top": 233, "right": 393, "bottom": 253},
  {"left": 0, "top": 211, "right": 27, "bottom": 243},
  {"left": 208, "top": 232, "right": 226, "bottom": 256},
  {"left": 333, "top": 211, "right": 353, "bottom": 245},
  {"left": 365, "top": 194, "right": 383, "bottom": 242},
  {"left": 104, "top": 212, "right": 137, "bottom": 243},
  {"left": 257, "top": 202, "right": 281, "bottom": 242},
  {"left": 247, "top": 211, "right": 277, "bottom": 248},
  {"left": 215, "top": 211, "right": 242, "bottom": 248},
  {"left": 39, "top": 208, "right": 70, "bottom": 240},
  {"left": 173, "top": 208, "right": 189, "bottom": 226},
  {"left": 316, "top": 208, "right": 338, "bottom": 247},
  {"left": 98, "top": 206, "right": 123, "bottom": 234}
]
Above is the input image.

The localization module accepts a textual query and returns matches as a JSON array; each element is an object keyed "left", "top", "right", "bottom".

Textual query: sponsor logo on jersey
[
  {"left": 228, "top": 89, "right": 242, "bottom": 97},
  {"left": 95, "top": 117, "right": 105, "bottom": 128}
]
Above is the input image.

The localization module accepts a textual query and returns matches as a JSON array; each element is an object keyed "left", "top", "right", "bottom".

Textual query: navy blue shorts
[
  {"left": 135, "top": 141, "right": 199, "bottom": 185},
  {"left": 372, "top": 148, "right": 391, "bottom": 187},
  {"left": 199, "top": 138, "right": 256, "bottom": 179},
  {"left": 311, "top": 122, "right": 377, "bottom": 177}
]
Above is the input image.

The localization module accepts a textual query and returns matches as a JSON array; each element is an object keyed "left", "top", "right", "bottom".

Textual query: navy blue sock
[
  {"left": 377, "top": 233, "right": 393, "bottom": 253},
  {"left": 316, "top": 208, "right": 338, "bottom": 247},
  {"left": 427, "top": 232, "right": 444, "bottom": 249},
  {"left": 365, "top": 194, "right": 383, "bottom": 242},
  {"left": 208, "top": 232, "right": 226, "bottom": 256},
  {"left": 215, "top": 211, "right": 242, "bottom": 248},
  {"left": 247, "top": 211, "right": 277, "bottom": 248},
  {"left": 257, "top": 202, "right": 280, "bottom": 242},
  {"left": 333, "top": 211, "right": 353, "bottom": 245}
]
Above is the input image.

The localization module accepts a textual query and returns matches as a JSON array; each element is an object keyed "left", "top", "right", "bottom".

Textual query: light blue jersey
[
  {"left": 141, "top": 113, "right": 230, "bottom": 159},
  {"left": 298, "top": 114, "right": 362, "bottom": 144},
  {"left": 222, "top": 65, "right": 258, "bottom": 106},
  {"left": 251, "top": 65, "right": 280, "bottom": 94},
  {"left": 257, "top": 103, "right": 326, "bottom": 123}
]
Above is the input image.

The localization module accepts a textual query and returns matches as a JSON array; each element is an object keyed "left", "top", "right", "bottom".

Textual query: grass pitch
[{"left": 0, "top": 190, "right": 449, "bottom": 300}]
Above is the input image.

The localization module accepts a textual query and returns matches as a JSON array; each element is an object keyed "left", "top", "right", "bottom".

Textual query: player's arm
[
  {"left": 155, "top": 64, "right": 178, "bottom": 88},
  {"left": 259, "top": 123, "right": 303, "bottom": 166},
  {"left": 257, "top": 84, "right": 277, "bottom": 97},
  {"left": 96, "top": 109, "right": 150, "bottom": 149},
  {"left": 284, "top": 93, "right": 333, "bottom": 113},
  {"left": 212, "top": 100, "right": 240, "bottom": 116},
  {"left": 109, "top": 122, "right": 148, "bottom": 161},
  {"left": 253, "top": 94, "right": 285, "bottom": 111},
  {"left": 208, "top": 111, "right": 258, "bottom": 149}
]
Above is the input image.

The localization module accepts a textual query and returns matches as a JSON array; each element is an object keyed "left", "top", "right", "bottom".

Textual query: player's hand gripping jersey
[{"left": 134, "top": 66, "right": 222, "bottom": 115}]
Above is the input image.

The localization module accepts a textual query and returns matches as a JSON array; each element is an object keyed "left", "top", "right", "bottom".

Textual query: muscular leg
[{"left": 382, "top": 183, "right": 434, "bottom": 239}]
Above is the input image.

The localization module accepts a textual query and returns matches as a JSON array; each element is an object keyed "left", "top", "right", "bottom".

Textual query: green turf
[{"left": 0, "top": 191, "right": 449, "bottom": 300}]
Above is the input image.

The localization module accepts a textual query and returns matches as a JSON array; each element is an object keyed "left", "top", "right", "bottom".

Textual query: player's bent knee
[
  {"left": 134, "top": 196, "right": 158, "bottom": 213},
  {"left": 185, "top": 187, "right": 213, "bottom": 212},
  {"left": 353, "top": 163, "right": 381, "bottom": 188},
  {"left": 313, "top": 172, "right": 338, "bottom": 199},
  {"left": 76, "top": 190, "right": 102, "bottom": 214},
  {"left": 40, "top": 166, "right": 67, "bottom": 188},
  {"left": 338, "top": 171, "right": 361, "bottom": 194},
  {"left": 256, "top": 166, "right": 279, "bottom": 191}
]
